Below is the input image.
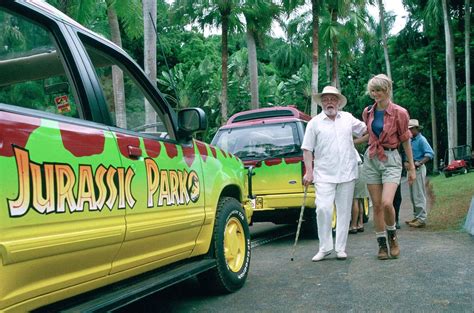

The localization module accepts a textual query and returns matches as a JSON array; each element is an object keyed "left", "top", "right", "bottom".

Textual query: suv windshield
[{"left": 212, "top": 122, "right": 301, "bottom": 160}]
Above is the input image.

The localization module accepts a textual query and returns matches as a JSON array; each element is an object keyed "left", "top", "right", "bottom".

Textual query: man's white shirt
[{"left": 301, "top": 111, "right": 367, "bottom": 184}]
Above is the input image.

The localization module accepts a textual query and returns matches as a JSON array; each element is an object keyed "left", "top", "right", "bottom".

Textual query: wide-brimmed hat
[
  {"left": 314, "top": 86, "right": 347, "bottom": 109},
  {"left": 409, "top": 119, "right": 423, "bottom": 129}
]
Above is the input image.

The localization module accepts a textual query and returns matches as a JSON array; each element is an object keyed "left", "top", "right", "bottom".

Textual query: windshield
[{"left": 212, "top": 122, "right": 301, "bottom": 160}]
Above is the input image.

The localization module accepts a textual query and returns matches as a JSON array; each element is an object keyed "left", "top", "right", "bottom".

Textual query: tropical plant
[{"left": 242, "top": 0, "right": 280, "bottom": 109}]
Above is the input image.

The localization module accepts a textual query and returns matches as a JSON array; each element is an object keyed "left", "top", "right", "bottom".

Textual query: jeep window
[
  {"left": 213, "top": 122, "right": 301, "bottom": 160},
  {"left": 0, "top": 9, "right": 79, "bottom": 118},
  {"left": 80, "top": 40, "right": 170, "bottom": 139}
]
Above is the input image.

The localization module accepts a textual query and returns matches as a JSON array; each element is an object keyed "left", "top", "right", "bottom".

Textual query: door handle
[{"left": 127, "top": 145, "right": 142, "bottom": 158}]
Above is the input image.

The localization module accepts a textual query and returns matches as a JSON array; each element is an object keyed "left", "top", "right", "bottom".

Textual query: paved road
[{"left": 122, "top": 182, "right": 474, "bottom": 312}]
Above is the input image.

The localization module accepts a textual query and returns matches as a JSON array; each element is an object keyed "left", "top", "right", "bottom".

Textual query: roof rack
[{"left": 226, "top": 106, "right": 311, "bottom": 124}]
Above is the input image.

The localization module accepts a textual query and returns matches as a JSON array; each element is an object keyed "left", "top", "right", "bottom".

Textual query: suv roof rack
[{"left": 226, "top": 106, "right": 311, "bottom": 124}]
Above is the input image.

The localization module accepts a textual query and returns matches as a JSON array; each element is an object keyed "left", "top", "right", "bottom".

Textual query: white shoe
[
  {"left": 336, "top": 251, "right": 347, "bottom": 260},
  {"left": 312, "top": 251, "right": 331, "bottom": 262}
]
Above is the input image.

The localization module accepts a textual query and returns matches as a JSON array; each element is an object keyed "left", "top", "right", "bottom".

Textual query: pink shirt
[{"left": 363, "top": 102, "right": 411, "bottom": 161}]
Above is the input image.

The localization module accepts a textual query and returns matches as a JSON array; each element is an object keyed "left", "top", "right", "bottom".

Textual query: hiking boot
[
  {"left": 405, "top": 218, "right": 417, "bottom": 225},
  {"left": 387, "top": 229, "right": 400, "bottom": 258},
  {"left": 377, "top": 237, "right": 389, "bottom": 260},
  {"left": 408, "top": 219, "right": 426, "bottom": 228}
]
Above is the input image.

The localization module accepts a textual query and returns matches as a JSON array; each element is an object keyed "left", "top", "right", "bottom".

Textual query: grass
[{"left": 427, "top": 171, "right": 474, "bottom": 231}]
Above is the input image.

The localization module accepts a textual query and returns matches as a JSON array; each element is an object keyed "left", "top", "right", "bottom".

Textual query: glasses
[{"left": 321, "top": 96, "right": 339, "bottom": 103}]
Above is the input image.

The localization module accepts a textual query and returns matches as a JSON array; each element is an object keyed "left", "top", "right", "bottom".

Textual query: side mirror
[{"left": 177, "top": 108, "right": 207, "bottom": 141}]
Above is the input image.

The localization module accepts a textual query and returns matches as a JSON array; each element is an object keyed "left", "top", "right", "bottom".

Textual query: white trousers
[{"left": 315, "top": 180, "right": 355, "bottom": 253}]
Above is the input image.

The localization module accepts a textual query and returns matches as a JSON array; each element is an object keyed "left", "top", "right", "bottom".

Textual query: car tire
[
  {"left": 462, "top": 167, "right": 468, "bottom": 174},
  {"left": 303, "top": 208, "right": 318, "bottom": 239},
  {"left": 198, "top": 197, "right": 251, "bottom": 293},
  {"left": 445, "top": 172, "right": 452, "bottom": 178}
]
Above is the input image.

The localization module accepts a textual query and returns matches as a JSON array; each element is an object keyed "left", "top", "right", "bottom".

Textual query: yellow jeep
[
  {"left": 0, "top": 2, "right": 251, "bottom": 311},
  {"left": 212, "top": 107, "right": 318, "bottom": 237}
]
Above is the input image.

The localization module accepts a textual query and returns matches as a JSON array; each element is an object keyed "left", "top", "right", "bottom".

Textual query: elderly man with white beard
[{"left": 302, "top": 86, "right": 367, "bottom": 261}]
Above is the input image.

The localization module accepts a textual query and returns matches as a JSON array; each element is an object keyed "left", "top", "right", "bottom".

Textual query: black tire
[
  {"left": 302, "top": 208, "right": 318, "bottom": 239},
  {"left": 462, "top": 167, "right": 468, "bottom": 174},
  {"left": 445, "top": 172, "right": 452, "bottom": 178},
  {"left": 198, "top": 197, "right": 251, "bottom": 293}
]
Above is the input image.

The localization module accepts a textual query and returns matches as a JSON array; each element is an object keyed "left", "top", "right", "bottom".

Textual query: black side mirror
[{"left": 177, "top": 108, "right": 207, "bottom": 141}]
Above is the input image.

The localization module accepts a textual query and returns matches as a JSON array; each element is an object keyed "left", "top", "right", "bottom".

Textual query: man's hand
[
  {"left": 303, "top": 171, "right": 314, "bottom": 186},
  {"left": 407, "top": 168, "right": 416, "bottom": 185}
]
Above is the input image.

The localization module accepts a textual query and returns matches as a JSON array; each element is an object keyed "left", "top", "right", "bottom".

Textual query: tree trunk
[
  {"left": 143, "top": 0, "right": 157, "bottom": 130},
  {"left": 310, "top": 0, "right": 320, "bottom": 117},
  {"left": 330, "top": 9, "right": 338, "bottom": 87},
  {"left": 465, "top": 0, "right": 472, "bottom": 147},
  {"left": 378, "top": 0, "right": 392, "bottom": 97},
  {"left": 106, "top": 3, "right": 126, "bottom": 128},
  {"left": 220, "top": 14, "right": 229, "bottom": 123},
  {"left": 442, "top": 0, "right": 458, "bottom": 161},
  {"left": 325, "top": 50, "right": 330, "bottom": 83},
  {"left": 246, "top": 28, "right": 259, "bottom": 110},
  {"left": 429, "top": 56, "right": 439, "bottom": 172}
]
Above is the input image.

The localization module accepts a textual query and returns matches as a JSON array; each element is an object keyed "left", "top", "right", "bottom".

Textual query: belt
[{"left": 383, "top": 147, "right": 397, "bottom": 151}]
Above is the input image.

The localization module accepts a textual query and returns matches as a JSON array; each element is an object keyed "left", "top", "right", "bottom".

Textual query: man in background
[{"left": 404, "top": 119, "right": 434, "bottom": 228}]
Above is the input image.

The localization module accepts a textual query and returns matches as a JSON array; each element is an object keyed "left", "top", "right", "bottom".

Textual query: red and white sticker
[{"left": 54, "top": 95, "right": 71, "bottom": 113}]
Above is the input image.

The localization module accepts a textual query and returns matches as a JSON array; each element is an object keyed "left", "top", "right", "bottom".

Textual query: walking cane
[{"left": 290, "top": 185, "right": 309, "bottom": 261}]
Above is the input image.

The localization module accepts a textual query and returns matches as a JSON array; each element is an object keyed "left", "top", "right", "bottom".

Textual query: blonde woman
[{"left": 362, "top": 74, "right": 416, "bottom": 260}]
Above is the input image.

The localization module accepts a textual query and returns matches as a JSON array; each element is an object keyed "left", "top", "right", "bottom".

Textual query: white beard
[{"left": 323, "top": 107, "right": 338, "bottom": 117}]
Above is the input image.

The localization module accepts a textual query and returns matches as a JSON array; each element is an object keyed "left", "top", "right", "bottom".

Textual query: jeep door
[
  {"left": 76, "top": 36, "right": 206, "bottom": 273},
  {"left": 0, "top": 4, "right": 125, "bottom": 309}
]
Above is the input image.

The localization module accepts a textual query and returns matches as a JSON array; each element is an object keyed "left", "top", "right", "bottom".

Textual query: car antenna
[{"left": 149, "top": 12, "right": 180, "bottom": 107}]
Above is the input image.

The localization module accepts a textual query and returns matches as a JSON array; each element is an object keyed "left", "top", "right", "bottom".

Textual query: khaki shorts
[
  {"left": 363, "top": 149, "right": 402, "bottom": 185},
  {"left": 354, "top": 164, "right": 368, "bottom": 198}
]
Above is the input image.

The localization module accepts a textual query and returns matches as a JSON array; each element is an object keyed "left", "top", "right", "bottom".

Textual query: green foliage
[{"left": 31, "top": 0, "right": 472, "bottom": 149}]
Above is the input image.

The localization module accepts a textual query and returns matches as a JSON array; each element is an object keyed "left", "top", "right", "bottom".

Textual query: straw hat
[
  {"left": 314, "top": 86, "right": 347, "bottom": 109},
  {"left": 408, "top": 119, "right": 423, "bottom": 129}
]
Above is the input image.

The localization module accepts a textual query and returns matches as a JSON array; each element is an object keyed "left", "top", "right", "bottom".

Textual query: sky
[{"left": 368, "top": 0, "right": 408, "bottom": 35}]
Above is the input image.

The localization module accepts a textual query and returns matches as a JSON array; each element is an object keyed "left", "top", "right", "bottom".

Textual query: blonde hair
[{"left": 367, "top": 74, "right": 392, "bottom": 98}]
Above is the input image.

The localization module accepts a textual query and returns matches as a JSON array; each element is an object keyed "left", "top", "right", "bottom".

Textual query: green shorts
[{"left": 363, "top": 149, "right": 402, "bottom": 185}]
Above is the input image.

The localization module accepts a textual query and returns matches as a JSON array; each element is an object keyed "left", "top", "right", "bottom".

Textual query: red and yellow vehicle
[
  {"left": 0, "top": 2, "right": 251, "bottom": 312},
  {"left": 212, "top": 107, "right": 318, "bottom": 237}
]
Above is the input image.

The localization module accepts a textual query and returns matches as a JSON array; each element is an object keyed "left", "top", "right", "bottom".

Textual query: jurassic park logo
[{"left": 7, "top": 147, "right": 200, "bottom": 217}]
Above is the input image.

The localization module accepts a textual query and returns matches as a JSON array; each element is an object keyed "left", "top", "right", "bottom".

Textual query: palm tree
[
  {"left": 143, "top": 0, "right": 157, "bottom": 130},
  {"left": 377, "top": 0, "right": 392, "bottom": 86},
  {"left": 106, "top": 0, "right": 142, "bottom": 128},
  {"left": 440, "top": 0, "right": 458, "bottom": 161},
  {"left": 320, "top": 0, "right": 367, "bottom": 89},
  {"left": 310, "top": 0, "right": 321, "bottom": 116},
  {"left": 429, "top": 55, "right": 439, "bottom": 172},
  {"left": 105, "top": 1, "right": 126, "bottom": 128},
  {"left": 48, "top": 0, "right": 142, "bottom": 128},
  {"left": 174, "top": 0, "right": 242, "bottom": 123},
  {"left": 242, "top": 0, "right": 280, "bottom": 109},
  {"left": 465, "top": 0, "right": 471, "bottom": 147},
  {"left": 281, "top": 0, "right": 322, "bottom": 116}
]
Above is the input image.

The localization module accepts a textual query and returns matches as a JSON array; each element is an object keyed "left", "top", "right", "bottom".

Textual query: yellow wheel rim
[{"left": 224, "top": 217, "right": 246, "bottom": 272}]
